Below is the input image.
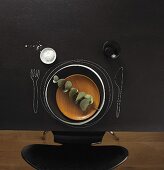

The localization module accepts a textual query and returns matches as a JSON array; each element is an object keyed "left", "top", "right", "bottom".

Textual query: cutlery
[
  {"left": 30, "top": 69, "right": 40, "bottom": 113},
  {"left": 114, "top": 67, "right": 124, "bottom": 118}
]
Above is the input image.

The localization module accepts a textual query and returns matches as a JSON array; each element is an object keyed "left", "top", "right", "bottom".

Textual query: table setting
[{"left": 0, "top": 0, "right": 163, "bottom": 133}]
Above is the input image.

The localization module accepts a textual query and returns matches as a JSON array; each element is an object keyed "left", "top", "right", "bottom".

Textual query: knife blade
[{"left": 114, "top": 67, "right": 124, "bottom": 118}]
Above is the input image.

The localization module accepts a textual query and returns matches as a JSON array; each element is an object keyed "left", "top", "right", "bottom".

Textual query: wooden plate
[{"left": 56, "top": 74, "right": 100, "bottom": 121}]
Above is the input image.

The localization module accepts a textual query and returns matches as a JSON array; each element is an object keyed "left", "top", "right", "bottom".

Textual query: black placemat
[{"left": 0, "top": 0, "right": 164, "bottom": 131}]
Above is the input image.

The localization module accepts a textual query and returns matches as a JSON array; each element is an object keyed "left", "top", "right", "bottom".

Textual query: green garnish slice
[
  {"left": 85, "top": 94, "right": 94, "bottom": 104},
  {"left": 69, "top": 88, "right": 78, "bottom": 99},
  {"left": 63, "top": 81, "right": 72, "bottom": 93},
  {"left": 57, "top": 79, "right": 65, "bottom": 88},
  {"left": 80, "top": 98, "right": 90, "bottom": 112},
  {"left": 75, "top": 92, "right": 86, "bottom": 104},
  {"left": 53, "top": 75, "right": 59, "bottom": 83}
]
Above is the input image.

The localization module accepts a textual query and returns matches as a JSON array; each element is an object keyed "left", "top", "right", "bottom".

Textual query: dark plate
[{"left": 41, "top": 60, "right": 113, "bottom": 127}]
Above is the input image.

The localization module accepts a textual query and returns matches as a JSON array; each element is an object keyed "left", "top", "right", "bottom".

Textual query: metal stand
[
  {"left": 108, "top": 131, "right": 119, "bottom": 141},
  {"left": 42, "top": 131, "right": 48, "bottom": 140}
]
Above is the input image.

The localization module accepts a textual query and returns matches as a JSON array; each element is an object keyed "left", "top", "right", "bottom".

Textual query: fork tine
[
  {"left": 30, "top": 69, "right": 34, "bottom": 77},
  {"left": 30, "top": 69, "right": 40, "bottom": 78},
  {"left": 32, "top": 69, "right": 35, "bottom": 77},
  {"left": 33, "top": 69, "right": 35, "bottom": 76},
  {"left": 35, "top": 69, "right": 38, "bottom": 77},
  {"left": 35, "top": 70, "right": 38, "bottom": 77},
  {"left": 35, "top": 69, "right": 40, "bottom": 77},
  {"left": 37, "top": 70, "right": 40, "bottom": 77}
]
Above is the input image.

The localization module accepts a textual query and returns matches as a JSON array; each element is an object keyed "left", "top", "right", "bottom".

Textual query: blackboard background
[{"left": 0, "top": 0, "right": 163, "bottom": 131}]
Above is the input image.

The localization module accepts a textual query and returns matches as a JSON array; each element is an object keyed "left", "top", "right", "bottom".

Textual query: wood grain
[
  {"left": 0, "top": 131, "right": 163, "bottom": 170},
  {"left": 56, "top": 74, "right": 100, "bottom": 120}
]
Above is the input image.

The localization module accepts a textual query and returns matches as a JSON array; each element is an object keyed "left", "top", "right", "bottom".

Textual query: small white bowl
[{"left": 40, "top": 48, "right": 56, "bottom": 64}]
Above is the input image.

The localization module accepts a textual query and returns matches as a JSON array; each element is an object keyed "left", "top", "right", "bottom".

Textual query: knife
[{"left": 114, "top": 67, "right": 124, "bottom": 118}]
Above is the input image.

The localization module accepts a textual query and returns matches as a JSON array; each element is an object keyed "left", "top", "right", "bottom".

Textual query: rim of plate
[{"left": 45, "top": 64, "right": 105, "bottom": 126}]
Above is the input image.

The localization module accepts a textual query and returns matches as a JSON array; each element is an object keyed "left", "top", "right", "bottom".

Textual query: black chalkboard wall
[{"left": 0, "top": 0, "right": 163, "bottom": 131}]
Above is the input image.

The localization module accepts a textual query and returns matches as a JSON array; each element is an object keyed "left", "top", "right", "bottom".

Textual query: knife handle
[
  {"left": 116, "top": 89, "right": 122, "bottom": 118},
  {"left": 116, "top": 101, "right": 121, "bottom": 118}
]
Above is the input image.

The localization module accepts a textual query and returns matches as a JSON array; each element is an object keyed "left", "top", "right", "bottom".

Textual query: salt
[{"left": 40, "top": 48, "right": 56, "bottom": 64}]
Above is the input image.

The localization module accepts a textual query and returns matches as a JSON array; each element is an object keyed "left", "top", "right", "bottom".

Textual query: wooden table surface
[{"left": 0, "top": 131, "right": 163, "bottom": 170}]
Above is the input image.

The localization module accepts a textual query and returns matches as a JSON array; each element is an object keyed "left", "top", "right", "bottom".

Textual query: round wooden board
[{"left": 56, "top": 74, "right": 100, "bottom": 121}]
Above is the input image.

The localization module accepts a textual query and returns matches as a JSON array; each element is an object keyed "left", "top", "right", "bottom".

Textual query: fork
[{"left": 30, "top": 69, "right": 40, "bottom": 113}]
